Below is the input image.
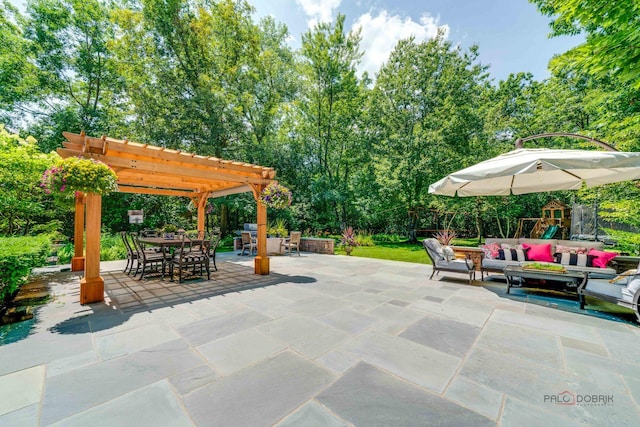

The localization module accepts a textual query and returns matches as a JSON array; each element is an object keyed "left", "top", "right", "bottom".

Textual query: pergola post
[
  {"left": 80, "top": 192, "right": 104, "bottom": 304},
  {"left": 254, "top": 185, "right": 270, "bottom": 275},
  {"left": 196, "top": 193, "right": 208, "bottom": 233},
  {"left": 71, "top": 192, "right": 85, "bottom": 271}
]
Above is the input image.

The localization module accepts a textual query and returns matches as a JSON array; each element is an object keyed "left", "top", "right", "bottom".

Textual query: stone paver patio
[{"left": 0, "top": 252, "right": 639, "bottom": 426}]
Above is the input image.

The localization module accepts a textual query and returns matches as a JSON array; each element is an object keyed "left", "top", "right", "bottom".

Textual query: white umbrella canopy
[{"left": 428, "top": 148, "right": 640, "bottom": 197}]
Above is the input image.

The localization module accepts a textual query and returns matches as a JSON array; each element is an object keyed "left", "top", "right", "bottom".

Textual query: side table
[{"left": 451, "top": 246, "right": 483, "bottom": 271}]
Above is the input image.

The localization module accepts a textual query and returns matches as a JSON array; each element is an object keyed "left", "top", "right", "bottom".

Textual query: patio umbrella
[{"left": 428, "top": 148, "right": 640, "bottom": 197}]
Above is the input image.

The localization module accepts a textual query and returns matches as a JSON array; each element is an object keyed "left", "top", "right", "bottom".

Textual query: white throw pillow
[{"left": 443, "top": 246, "right": 456, "bottom": 262}]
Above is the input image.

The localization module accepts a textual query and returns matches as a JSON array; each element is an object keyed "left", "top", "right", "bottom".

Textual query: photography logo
[{"left": 544, "top": 390, "right": 613, "bottom": 407}]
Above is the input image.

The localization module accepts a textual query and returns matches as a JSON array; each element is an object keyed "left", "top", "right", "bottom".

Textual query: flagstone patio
[{"left": 0, "top": 252, "right": 638, "bottom": 426}]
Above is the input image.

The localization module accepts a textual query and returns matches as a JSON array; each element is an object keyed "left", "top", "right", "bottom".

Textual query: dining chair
[
  {"left": 169, "top": 234, "right": 209, "bottom": 282},
  {"left": 131, "top": 232, "right": 167, "bottom": 279},
  {"left": 207, "top": 232, "right": 221, "bottom": 272},
  {"left": 121, "top": 231, "right": 138, "bottom": 275}
]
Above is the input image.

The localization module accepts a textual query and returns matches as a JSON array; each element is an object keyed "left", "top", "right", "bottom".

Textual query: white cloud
[
  {"left": 354, "top": 11, "right": 449, "bottom": 79},
  {"left": 296, "top": 0, "right": 341, "bottom": 28}
]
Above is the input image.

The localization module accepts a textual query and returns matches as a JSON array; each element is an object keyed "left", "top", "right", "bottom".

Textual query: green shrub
[
  {"left": 99, "top": 233, "right": 126, "bottom": 261},
  {"left": 0, "top": 235, "right": 51, "bottom": 302},
  {"left": 355, "top": 230, "right": 375, "bottom": 247}
]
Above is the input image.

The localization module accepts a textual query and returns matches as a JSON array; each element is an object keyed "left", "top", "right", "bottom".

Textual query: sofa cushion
[
  {"left": 585, "top": 279, "right": 624, "bottom": 299},
  {"left": 588, "top": 248, "right": 619, "bottom": 269},
  {"left": 424, "top": 238, "right": 445, "bottom": 261},
  {"left": 554, "top": 252, "right": 594, "bottom": 267},
  {"left": 482, "top": 258, "right": 523, "bottom": 270},
  {"left": 563, "top": 265, "right": 616, "bottom": 276},
  {"left": 435, "top": 259, "right": 473, "bottom": 272},
  {"left": 555, "top": 244, "right": 588, "bottom": 254},
  {"left": 557, "top": 240, "right": 604, "bottom": 251},
  {"left": 622, "top": 278, "right": 640, "bottom": 303},
  {"left": 485, "top": 238, "right": 519, "bottom": 246},
  {"left": 522, "top": 243, "right": 554, "bottom": 262},
  {"left": 518, "top": 238, "right": 559, "bottom": 247}
]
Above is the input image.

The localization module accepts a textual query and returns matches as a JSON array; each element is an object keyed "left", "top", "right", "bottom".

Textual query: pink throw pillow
[
  {"left": 522, "top": 243, "right": 554, "bottom": 263},
  {"left": 481, "top": 243, "right": 501, "bottom": 259},
  {"left": 588, "top": 248, "right": 619, "bottom": 268}
]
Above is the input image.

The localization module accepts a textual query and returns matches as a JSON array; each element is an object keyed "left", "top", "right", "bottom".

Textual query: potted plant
[
  {"left": 41, "top": 157, "right": 118, "bottom": 205},
  {"left": 341, "top": 226, "right": 359, "bottom": 256},
  {"left": 162, "top": 224, "right": 178, "bottom": 239},
  {"left": 267, "top": 218, "right": 289, "bottom": 238},
  {"left": 259, "top": 182, "right": 292, "bottom": 209}
]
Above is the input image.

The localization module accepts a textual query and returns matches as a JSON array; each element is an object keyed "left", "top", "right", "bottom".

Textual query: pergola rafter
[{"left": 58, "top": 131, "right": 275, "bottom": 305}]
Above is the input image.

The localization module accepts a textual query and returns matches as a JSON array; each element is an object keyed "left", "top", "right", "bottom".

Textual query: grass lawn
[
  {"left": 335, "top": 241, "right": 429, "bottom": 264},
  {"left": 333, "top": 237, "right": 483, "bottom": 264}
]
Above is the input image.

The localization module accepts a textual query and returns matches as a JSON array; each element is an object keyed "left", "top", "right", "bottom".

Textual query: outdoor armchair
[
  {"left": 241, "top": 231, "right": 256, "bottom": 256},
  {"left": 281, "top": 231, "right": 301, "bottom": 256}
]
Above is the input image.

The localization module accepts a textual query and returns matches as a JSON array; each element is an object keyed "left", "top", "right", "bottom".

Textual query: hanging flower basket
[
  {"left": 259, "top": 182, "right": 292, "bottom": 209},
  {"left": 41, "top": 157, "right": 118, "bottom": 203}
]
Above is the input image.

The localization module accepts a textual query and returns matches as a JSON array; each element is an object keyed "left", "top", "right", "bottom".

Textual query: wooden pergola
[{"left": 58, "top": 131, "right": 276, "bottom": 304}]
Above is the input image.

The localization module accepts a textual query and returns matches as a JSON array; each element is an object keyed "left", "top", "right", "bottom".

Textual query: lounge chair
[
  {"left": 578, "top": 267, "right": 640, "bottom": 322},
  {"left": 423, "top": 238, "right": 475, "bottom": 284}
]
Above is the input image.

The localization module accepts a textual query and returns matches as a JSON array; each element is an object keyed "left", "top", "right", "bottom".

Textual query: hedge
[{"left": 0, "top": 235, "right": 50, "bottom": 302}]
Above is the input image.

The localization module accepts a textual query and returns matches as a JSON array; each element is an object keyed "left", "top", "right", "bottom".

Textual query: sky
[
  {"left": 9, "top": 0, "right": 583, "bottom": 83},
  {"left": 251, "top": 0, "right": 584, "bottom": 83}
]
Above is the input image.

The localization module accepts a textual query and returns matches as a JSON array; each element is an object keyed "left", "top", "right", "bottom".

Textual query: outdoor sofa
[{"left": 480, "top": 238, "right": 617, "bottom": 280}]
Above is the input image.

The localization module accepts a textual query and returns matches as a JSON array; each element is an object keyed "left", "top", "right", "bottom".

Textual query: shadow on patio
[{"left": 48, "top": 260, "right": 316, "bottom": 335}]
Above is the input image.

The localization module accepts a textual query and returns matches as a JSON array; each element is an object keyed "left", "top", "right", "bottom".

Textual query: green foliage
[
  {"left": 530, "top": 0, "right": 640, "bottom": 88},
  {"left": 0, "top": 235, "right": 50, "bottom": 302},
  {"left": 0, "top": 0, "right": 639, "bottom": 243},
  {"left": 99, "top": 233, "right": 126, "bottom": 261},
  {"left": 267, "top": 218, "right": 288, "bottom": 238},
  {"left": 0, "top": 126, "right": 57, "bottom": 235},
  {"left": 602, "top": 229, "right": 640, "bottom": 256},
  {"left": 354, "top": 230, "right": 375, "bottom": 247}
]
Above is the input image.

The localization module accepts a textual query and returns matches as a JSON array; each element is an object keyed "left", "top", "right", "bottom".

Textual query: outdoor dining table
[{"left": 137, "top": 236, "right": 205, "bottom": 251}]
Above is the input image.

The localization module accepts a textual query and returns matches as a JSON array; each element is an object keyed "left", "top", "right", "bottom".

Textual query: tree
[
  {"left": 0, "top": 1, "right": 38, "bottom": 124},
  {"left": 531, "top": 0, "right": 640, "bottom": 88},
  {"left": 367, "top": 33, "right": 490, "bottom": 233},
  {"left": 22, "top": 0, "right": 122, "bottom": 151},
  {"left": 290, "top": 14, "right": 366, "bottom": 230}
]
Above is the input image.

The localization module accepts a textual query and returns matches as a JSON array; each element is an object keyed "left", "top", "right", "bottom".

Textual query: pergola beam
[
  {"left": 117, "top": 186, "right": 197, "bottom": 198},
  {"left": 57, "top": 149, "right": 272, "bottom": 185}
]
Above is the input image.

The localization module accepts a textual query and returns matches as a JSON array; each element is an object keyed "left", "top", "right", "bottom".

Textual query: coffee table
[{"left": 504, "top": 265, "right": 588, "bottom": 298}]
